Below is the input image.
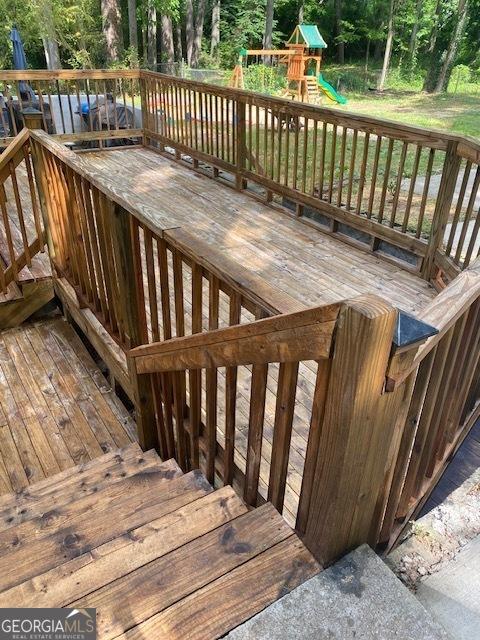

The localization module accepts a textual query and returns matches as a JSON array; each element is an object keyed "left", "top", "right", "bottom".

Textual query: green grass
[{"left": 318, "top": 63, "right": 480, "bottom": 140}]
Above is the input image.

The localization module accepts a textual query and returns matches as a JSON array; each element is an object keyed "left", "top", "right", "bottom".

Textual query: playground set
[{"left": 230, "top": 24, "right": 347, "bottom": 105}]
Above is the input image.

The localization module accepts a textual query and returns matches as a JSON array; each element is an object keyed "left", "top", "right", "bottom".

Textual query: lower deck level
[{"left": 0, "top": 317, "right": 136, "bottom": 495}]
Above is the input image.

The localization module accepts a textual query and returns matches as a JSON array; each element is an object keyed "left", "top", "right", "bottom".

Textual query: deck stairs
[
  {"left": 0, "top": 441, "right": 320, "bottom": 639},
  {"left": 0, "top": 276, "right": 54, "bottom": 329}
]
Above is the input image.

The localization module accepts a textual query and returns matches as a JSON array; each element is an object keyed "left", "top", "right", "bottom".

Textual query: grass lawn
[
  {"left": 318, "top": 64, "right": 480, "bottom": 140},
  {"left": 332, "top": 92, "right": 480, "bottom": 140}
]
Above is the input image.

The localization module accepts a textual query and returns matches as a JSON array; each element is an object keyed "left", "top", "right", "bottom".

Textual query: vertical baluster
[
  {"left": 244, "top": 361, "right": 268, "bottom": 506},
  {"left": 390, "top": 141, "right": 408, "bottom": 228},
  {"left": 367, "top": 135, "right": 382, "bottom": 218},
  {"left": 416, "top": 148, "right": 435, "bottom": 238},
  {"left": 336, "top": 126, "right": 347, "bottom": 207},
  {"left": 318, "top": 122, "right": 327, "bottom": 199},
  {"left": 268, "top": 360, "right": 299, "bottom": 513},
  {"left": 9, "top": 160, "right": 31, "bottom": 266},
  {"left": 346, "top": 129, "right": 358, "bottom": 210},
  {"left": 205, "top": 274, "right": 220, "bottom": 482},
  {"left": 378, "top": 138, "right": 394, "bottom": 224},
  {"left": 223, "top": 291, "right": 241, "bottom": 486},
  {"left": 328, "top": 124, "right": 337, "bottom": 203},
  {"left": 189, "top": 262, "right": 203, "bottom": 470},
  {"left": 402, "top": 145, "right": 422, "bottom": 233},
  {"left": 0, "top": 182, "right": 18, "bottom": 280},
  {"left": 356, "top": 132, "right": 370, "bottom": 214}
]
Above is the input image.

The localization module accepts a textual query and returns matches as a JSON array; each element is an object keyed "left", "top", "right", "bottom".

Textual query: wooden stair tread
[
  {"left": 0, "top": 466, "right": 211, "bottom": 592},
  {"left": 0, "top": 442, "right": 146, "bottom": 525},
  {"left": 0, "top": 452, "right": 320, "bottom": 639}
]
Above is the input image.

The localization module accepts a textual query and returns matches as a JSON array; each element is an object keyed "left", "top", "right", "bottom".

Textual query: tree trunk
[
  {"left": 128, "top": 0, "right": 139, "bottom": 63},
  {"left": 211, "top": 0, "right": 220, "bottom": 56},
  {"left": 334, "top": 0, "right": 344, "bottom": 64},
  {"left": 407, "top": 0, "right": 422, "bottom": 62},
  {"left": 186, "top": 0, "right": 194, "bottom": 66},
  {"left": 263, "top": 0, "right": 274, "bottom": 49},
  {"left": 147, "top": 0, "right": 157, "bottom": 69},
  {"left": 434, "top": 0, "right": 469, "bottom": 93},
  {"left": 377, "top": 0, "right": 395, "bottom": 91},
  {"left": 175, "top": 23, "right": 184, "bottom": 62},
  {"left": 101, "top": 0, "right": 123, "bottom": 64},
  {"left": 41, "top": 0, "right": 61, "bottom": 69},
  {"left": 423, "top": 0, "right": 442, "bottom": 91},
  {"left": 161, "top": 14, "right": 175, "bottom": 74},
  {"left": 191, "top": 0, "right": 207, "bottom": 67},
  {"left": 298, "top": 1, "right": 304, "bottom": 24}
]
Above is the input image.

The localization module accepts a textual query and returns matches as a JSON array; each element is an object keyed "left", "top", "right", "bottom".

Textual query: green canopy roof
[{"left": 287, "top": 25, "right": 328, "bottom": 49}]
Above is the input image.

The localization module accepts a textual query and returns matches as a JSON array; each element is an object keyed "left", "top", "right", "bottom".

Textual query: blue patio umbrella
[{"left": 10, "top": 26, "right": 35, "bottom": 101}]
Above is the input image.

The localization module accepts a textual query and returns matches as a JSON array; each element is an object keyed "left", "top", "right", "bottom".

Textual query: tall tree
[
  {"left": 161, "top": 14, "right": 175, "bottom": 65},
  {"left": 423, "top": 0, "right": 442, "bottom": 91},
  {"left": 41, "top": 0, "right": 61, "bottom": 69},
  {"left": 185, "top": 0, "right": 194, "bottom": 65},
  {"left": 298, "top": 0, "right": 304, "bottom": 24},
  {"left": 191, "top": 0, "right": 207, "bottom": 67},
  {"left": 128, "top": 0, "right": 139, "bottom": 62},
  {"left": 433, "top": 0, "right": 469, "bottom": 92},
  {"left": 211, "top": 0, "right": 220, "bottom": 56},
  {"left": 147, "top": 0, "right": 157, "bottom": 68},
  {"left": 101, "top": 0, "right": 123, "bottom": 63},
  {"left": 407, "top": 0, "right": 422, "bottom": 65},
  {"left": 263, "top": 0, "right": 274, "bottom": 49},
  {"left": 334, "top": 0, "right": 345, "bottom": 63},
  {"left": 377, "top": 0, "right": 395, "bottom": 90},
  {"left": 175, "top": 22, "right": 183, "bottom": 61}
]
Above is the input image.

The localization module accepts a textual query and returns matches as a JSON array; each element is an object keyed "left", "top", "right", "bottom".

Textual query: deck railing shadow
[{"left": 0, "top": 67, "right": 479, "bottom": 566}]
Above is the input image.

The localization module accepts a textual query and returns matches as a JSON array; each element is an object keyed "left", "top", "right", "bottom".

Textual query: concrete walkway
[
  {"left": 226, "top": 545, "right": 448, "bottom": 640},
  {"left": 416, "top": 536, "right": 480, "bottom": 640}
]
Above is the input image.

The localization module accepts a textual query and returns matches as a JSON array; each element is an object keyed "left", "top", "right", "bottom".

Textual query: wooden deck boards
[
  {"left": 0, "top": 447, "right": 320, "bottom": 639},
  {"left": 0, "top": 318, "right": 136, "bottom": 495},
  {"left": 81, "top": 147, "right": 437, "bottom": 316}
]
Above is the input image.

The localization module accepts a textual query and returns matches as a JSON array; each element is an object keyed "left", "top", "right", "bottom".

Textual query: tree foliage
[{"left": 0, "top": 0, "right": 479, "bottom": 93}]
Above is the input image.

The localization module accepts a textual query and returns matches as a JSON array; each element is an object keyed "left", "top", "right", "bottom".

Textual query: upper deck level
[{"left": 0, "top": 69, "right": 479, "bottom": 568}]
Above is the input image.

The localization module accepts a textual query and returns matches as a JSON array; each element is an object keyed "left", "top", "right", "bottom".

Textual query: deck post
[
  {"left": 302, "top": 295, "right": 403, "bottom": 566},
  {"left": 421, "top": 140, "right": 461, "bottom": 281},
  {"left": 111, "top": 204, "right": 160, "bottom": 453}
]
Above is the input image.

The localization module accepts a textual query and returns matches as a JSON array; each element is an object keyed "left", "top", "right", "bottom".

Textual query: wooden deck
[
  {"left": 0, "top": 442, "right": 320, "bottom": 639},
  {"left": 0, "top": 318, "right": 136, "bottom": 495},
  {"left": 81, "top": 147, "right": 437, "bottom": 315},
  {"left": 8, "top": 145, "right": 441, "bottom": 526}
]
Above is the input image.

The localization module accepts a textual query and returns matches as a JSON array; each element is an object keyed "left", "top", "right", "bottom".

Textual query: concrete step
[
  {"left": 225, "top": 545, "right": 449, "bottom": 640},
  {"left": 416, "top": 535, "right": 480, "bottom": 640}
]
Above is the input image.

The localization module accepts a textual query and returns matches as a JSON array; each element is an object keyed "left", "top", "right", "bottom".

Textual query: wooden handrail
[
  {"left": 0, "top": 128, "right": 29, "bottom": 171},
  {"left": 0, "top": 69, "right": 140, "bottom": 80},
  {"left": 128, "top": 303, "right": 340, "bottom": 373},
  {"left": 387, "top": 255, "right": 480, "bottom": 389}
]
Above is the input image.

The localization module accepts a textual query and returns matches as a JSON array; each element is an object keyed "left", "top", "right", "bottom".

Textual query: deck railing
[
  {"left": 2, "top": 71, "right": 479, "bottom": 566},
  {"left": 0, "top": 128, "right": 44, "bottom": 292},
  {"left": 3, "top": 68, "right": 480, "bottom": 282},
  {"left": 140, "top": 71, "right": 480, "bottom": 283},
  {"left": 0, "top": 70, "right": 142, "bottom": 146}
]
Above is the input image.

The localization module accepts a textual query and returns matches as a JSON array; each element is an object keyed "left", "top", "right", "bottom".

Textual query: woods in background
[{"left": 0, "top": 0, "right": 478, "bottom": 93}]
